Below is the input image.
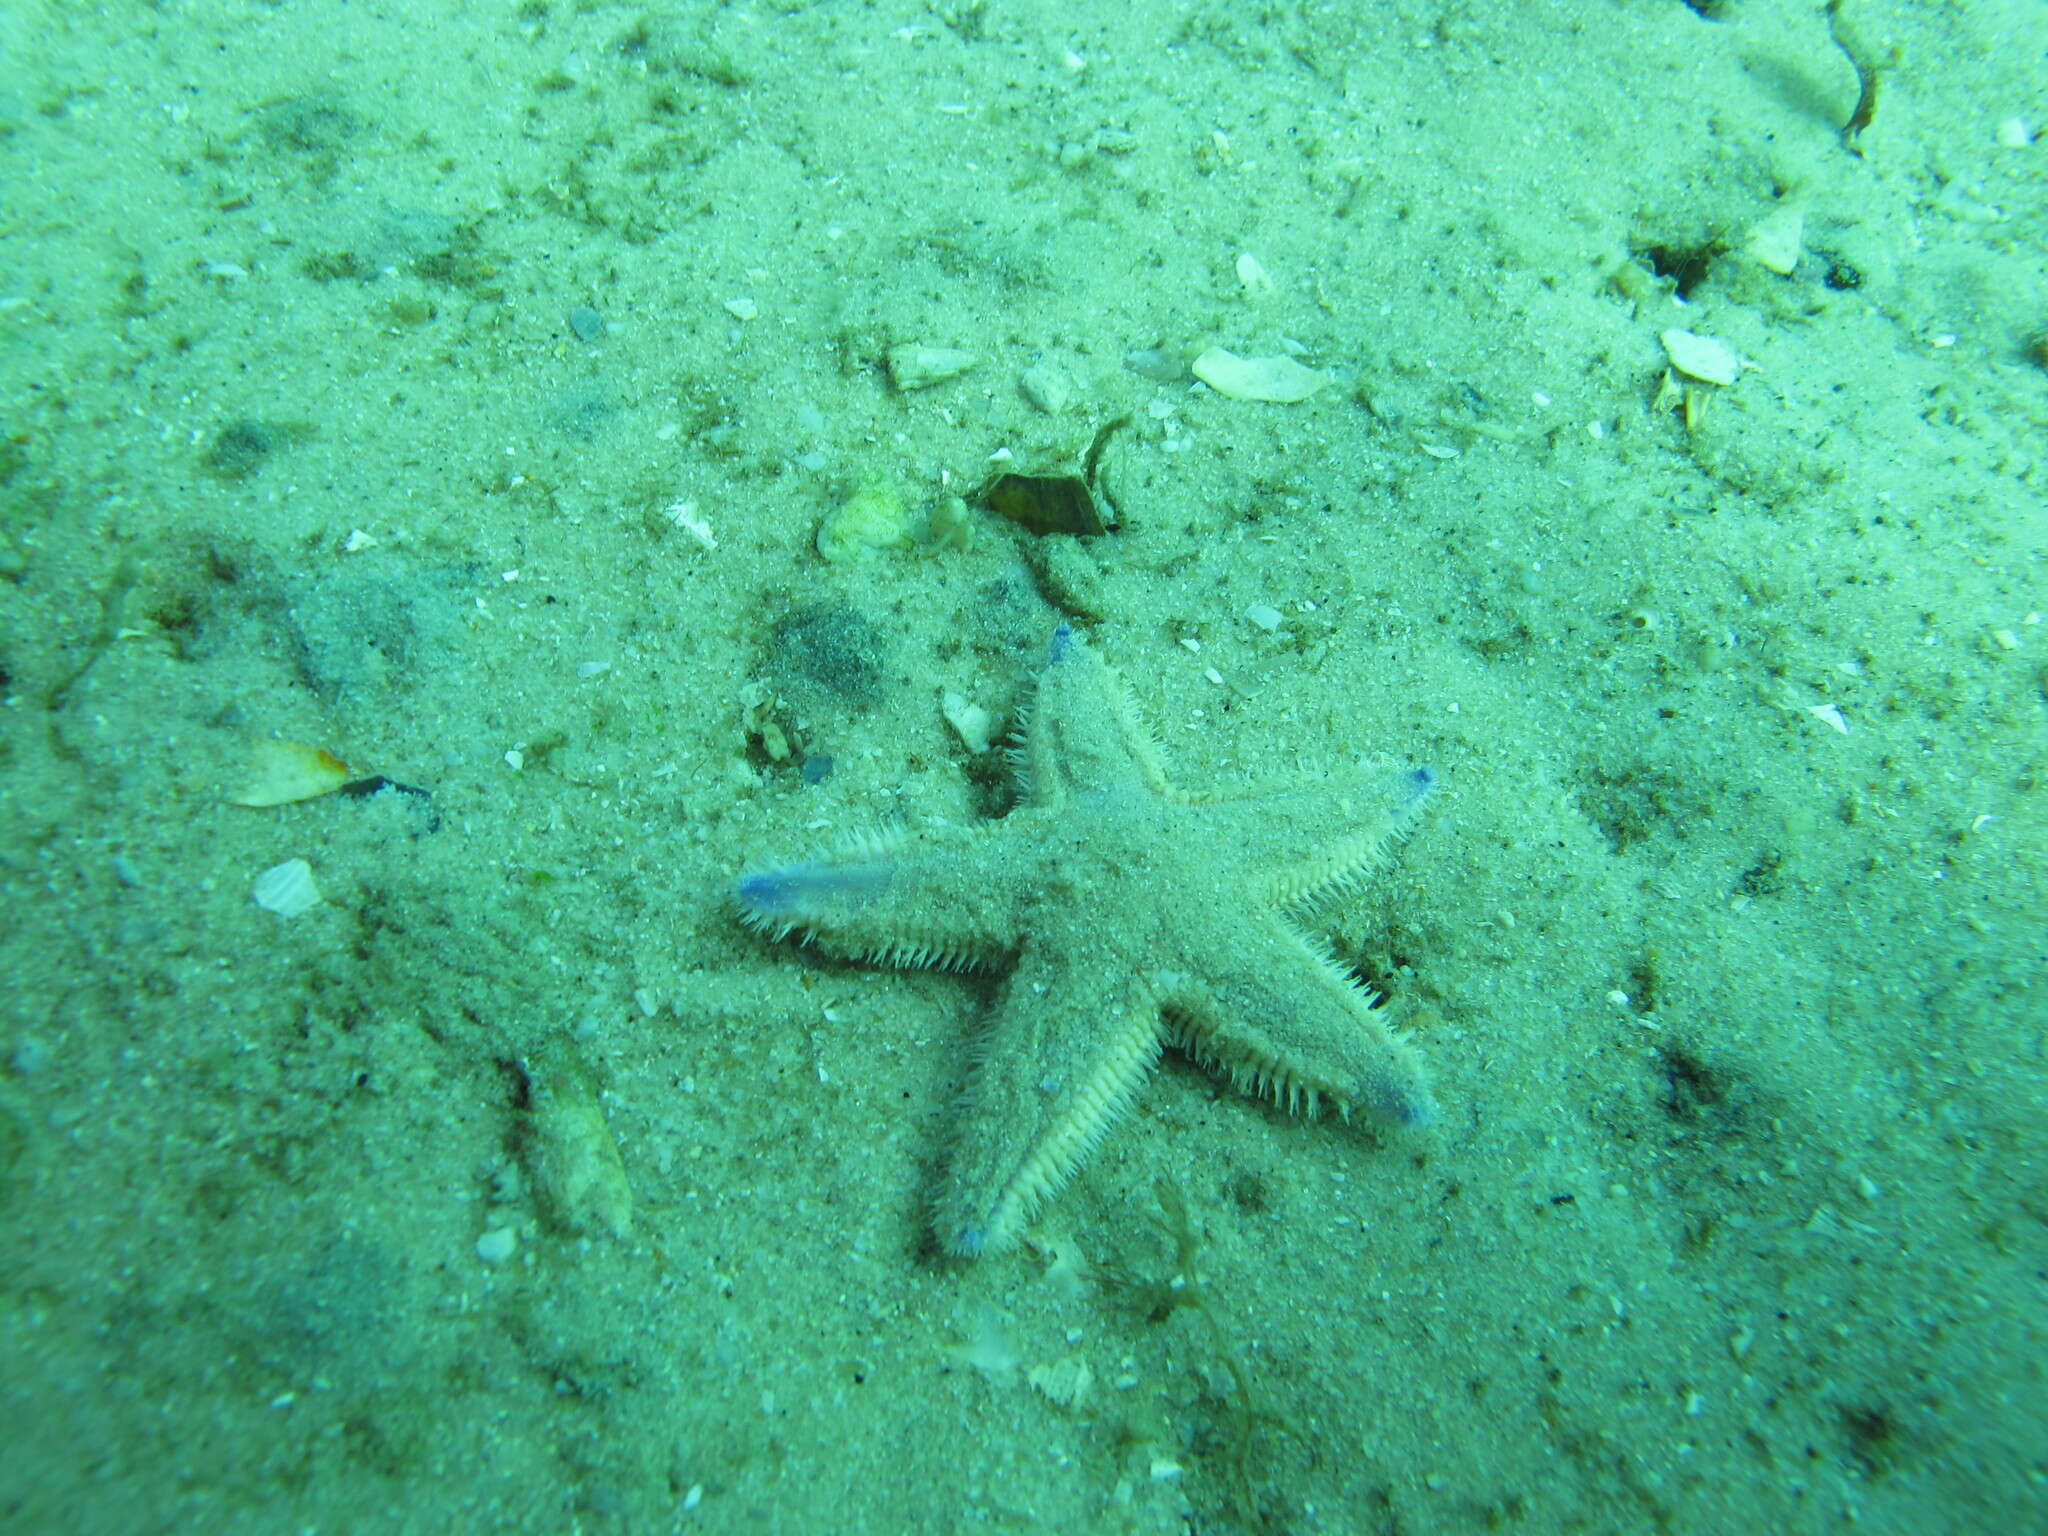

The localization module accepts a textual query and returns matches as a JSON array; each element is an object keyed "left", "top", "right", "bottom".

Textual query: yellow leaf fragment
[{"left": 227, "top": 739, "right": 352, "bottom": 807}]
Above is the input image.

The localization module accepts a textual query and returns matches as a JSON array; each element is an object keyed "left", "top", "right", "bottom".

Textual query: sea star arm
[
  {"left": 1014, "top": 625, "right": 1171, "bottom": 807},
  {"left": 733, "top": 818, "right": 1034, "bottom": 972},
  {"left": 1162, "top": 913, "right": 1435, "bottom": 1127},
  {"left": 1204, "top": 765, "right": 1437, "bottom": 910},
  {"left": 935, "top": 942, "right": 1164, "bottom": 1257}
]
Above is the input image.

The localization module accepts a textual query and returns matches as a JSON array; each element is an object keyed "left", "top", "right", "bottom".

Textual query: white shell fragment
[
  {"left": 886, "top": 344, "right": 978, "bottom": 391},
  {"left": 1027, "top": 1354, "right": 1095, "bottom": 1408},
  {"left": 1660, "top": 329, "right": 1743, "bottom": 387},
  {"left": 1743, "top": 204, "right": 1803, "bottom": 275},
  {"left": 227, "top": 739, "right": 352, "bottom": 807},
  {"left": 1192, "top": 346, "right": 1329, "bottom": 403},
  {"left": 1235, "top": 251, "right": 1274, "bottom": 295},
  {"left": 252, "top": 858, "right": 321, "bottom": 917}
]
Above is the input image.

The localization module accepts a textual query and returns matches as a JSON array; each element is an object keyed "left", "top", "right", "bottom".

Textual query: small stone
[
  {"left": 1244, "top": 602, "right": 1284, "bottom": 633},
  {"left": 942, "top": 691, "right": 996, "bottom": 754},
  {"left": 475, "top": 1226, "right": 518, "bottom": 1264},
  {"left": 723, "top": 296, "right": 759, "bottom": 321},
  {"left": 816, "top": 484, "right": 912, "bottom": 563},
  {"left": 1018, "top": 362, "right": 1074, "bottom": 415},
  {"left": 1743, "top": 204, "right": 1803, "bottom": 276},
  {"left": 568, "top": 305, "right": 604, "bottom": 342}
]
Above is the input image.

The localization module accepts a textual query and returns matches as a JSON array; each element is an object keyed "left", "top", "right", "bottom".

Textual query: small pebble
[
  {"left": 1018, "top": 362, "right": 1074, "bottom": 415},
  {"left": 568, "top": 305, "right": 604, "bottom": 342},
  {"left": 475, "top": 1226, "right": 518, "bottom": 1264}
]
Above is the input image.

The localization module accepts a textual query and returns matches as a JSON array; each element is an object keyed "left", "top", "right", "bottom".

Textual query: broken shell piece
[
  {"left": 1192, "top": 346, "right": 1329, "bottom": 403},
  {"left": 886, "top": 344, "right": 978, "bottom": 391},
  {"left": 979, "top": 472, "right": 1107, "bottom": 536},
  {"left": 1028, "top": 1354, "right": 1095, "bottom": 1408},
  {"left": 228, "top": 740, "right": 352, "bottom": 807},
  {"left": 252, "top": 858, "right": 321, "bottom": 917},
  {"left": 1660, "top": 329, "right": 1743, "bottom": 387},
  {"left": 1743, "top": 204, "right": 1804, "bottom": 275}
]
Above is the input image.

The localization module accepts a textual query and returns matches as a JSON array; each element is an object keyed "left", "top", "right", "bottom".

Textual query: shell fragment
[
  {"left": 1191, "top": 346, "right": 1329, "bottom": 403},
  {"left": 521, "top": 1044, "right": 634, "bottom": 1239},
  {"left": 886, "top": 345, "right": 978, "bottom": 391},
  {"left": 1660, "top": 329, "right": 1743, "bottom": 387},
  {"left": 252, "top": 858, "right": 322, "bottom": 917}
]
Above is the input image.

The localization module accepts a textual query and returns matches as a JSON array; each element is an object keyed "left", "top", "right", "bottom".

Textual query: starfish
[{"left": 735, "top": 624, "right": 1437, "bottom": 1258}]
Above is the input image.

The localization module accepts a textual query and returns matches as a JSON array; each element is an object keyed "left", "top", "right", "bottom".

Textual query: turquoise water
[{"left": 3, "top": 2, "right": 2043, "bottom": 1531}]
